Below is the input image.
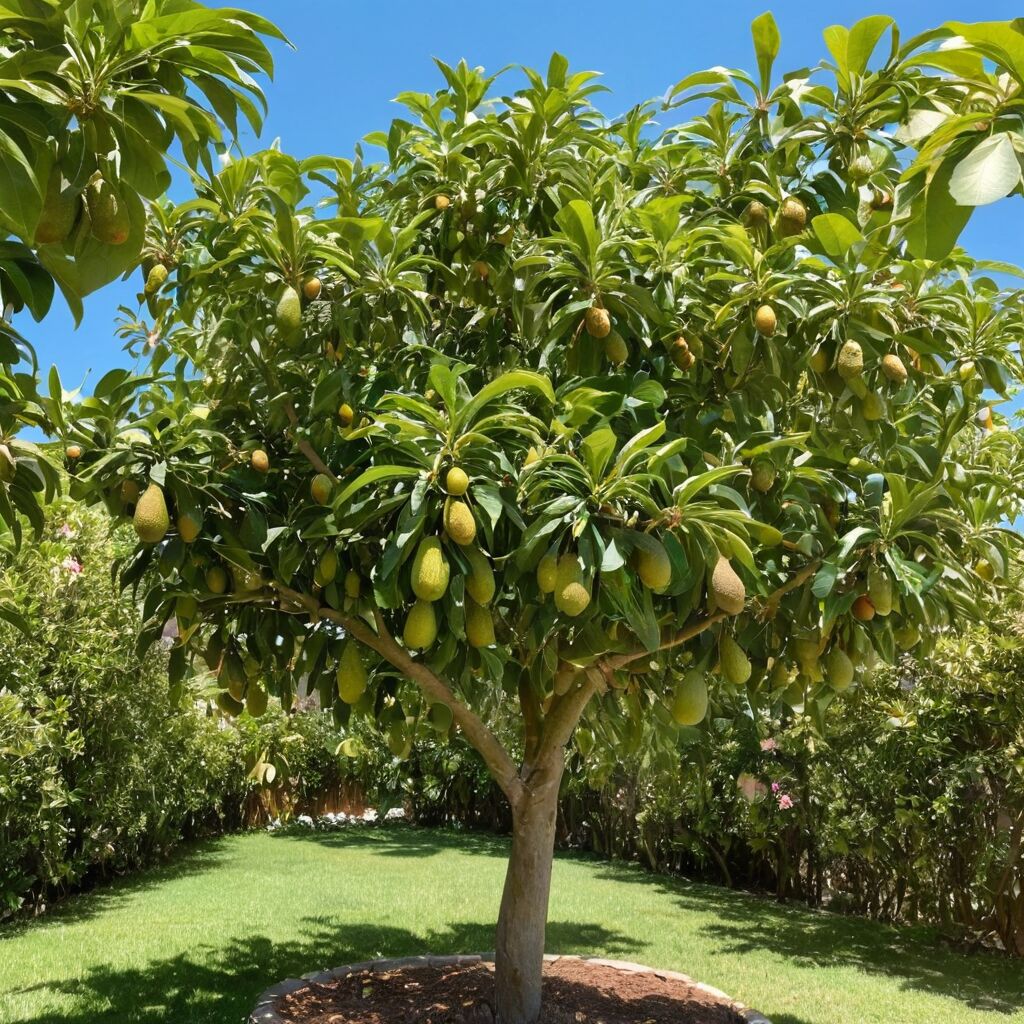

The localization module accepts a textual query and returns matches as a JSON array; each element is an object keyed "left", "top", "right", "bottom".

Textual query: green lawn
[{"left": 1, "top": 828, "right": 1022, "bottom": 1024}]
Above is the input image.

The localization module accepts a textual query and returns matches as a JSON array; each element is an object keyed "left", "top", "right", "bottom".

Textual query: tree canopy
[
  {"left": 40, "top": 13, "right": 1024, "bottom": 1024},
  {"left": 0, "top": 0, "right": 281, "bottom": 574}
]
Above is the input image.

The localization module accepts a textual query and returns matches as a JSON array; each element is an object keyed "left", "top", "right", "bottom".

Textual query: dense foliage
[
  {"left": 55, "top": 16, "right": 1024, "bottom": 1019},
  {"left": 0, "top": 0, "right": 278, "bottom": 556},
  {"left": 0, "top": 503, "right": 352, "bottom": 917}
]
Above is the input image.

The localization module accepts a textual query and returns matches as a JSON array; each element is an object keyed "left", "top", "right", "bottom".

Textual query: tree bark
[{"left": 494, "top": 756, "right": 564, "bottom": 1024}]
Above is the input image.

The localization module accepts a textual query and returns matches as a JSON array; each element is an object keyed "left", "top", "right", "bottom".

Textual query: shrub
[{"left": 0, "top": 504, "right": 242, "bottom": 915}]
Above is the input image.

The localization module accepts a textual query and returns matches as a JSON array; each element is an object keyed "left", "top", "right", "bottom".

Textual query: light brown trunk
[{"left": 494, "top": 757, "right": 563, "bottom": 1024}]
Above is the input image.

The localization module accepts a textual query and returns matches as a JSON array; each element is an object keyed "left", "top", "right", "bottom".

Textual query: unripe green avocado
[
  {"left": 881, "top": 353, "right": 907, "bottom": 385},
  {"left": 837, "top": 340, "right": 864, "bottom": 380},
  {"left": 636, "top": 539, "right": 672, "bottom": 592},
  {"left": 444, "top": 498, "right": 477, "bottom": 546},
  {"left": 584, "top": 306, "right": 611, "bottom": 339},
  {"left": 750, "top": 458, "right": 776, "bottom": 493},
  {"left": 778, "top": 196, "right": 807, "bottom": 235},
  {"left": 403, "top": 599, "right": 438, "bottom": 650},
  {"left": 246, "top": 685, "right": 269, "bottom": 718},
  {"left": 315, "top": 547, "right": 339, "bottom": 587},
  {"left": 133, "top": 483, "right": 169, "bottom": 544},
  {"left": 86, "top": 175, "right": 130, "bottom": 245},
  {"left": 604, "top": 331, "right": 629, "bottom": 365},
  {"left": 426, "top": 701, "right": 453, "bottom": 732},
  {"left": 336, "top": 644, "right": 367, "bottom": 703},
  {"left": 445, "top": 467, "right": 470, "bottom": 496},
  {"left": 536, "top": 553, "right": 558, "bottom": 594},
  {"left": 754, "top": 304, "right": 777, "bottom": 336},
  {"left": 672, "top": 670, "right": 709, "bottom": 726},
  {"left": 144, "top": 263, "right": 168, "bottom": 295},
  {"left": 720, "top": 634, "right": 752, "bottom": 686},
  {"left": 216, "top": 691, "right": 244, "bottom": 717},
  {"left": 276, "top": 285, "right": 302, "bottom": 338},
  {"left": 464, "top": 545, "right": 496, "bottom": 606},
  {"left": 709, "top": 556, "right": 745, "bottom": 615},
  {"left": 35, "top": 170, "right": 79, "bottom": 245},
  {"left": 824, "top": 647, "right": 855, "bottom": 692},
  {"left": 867, "top": 563, "right": 893, "bottom": 615},
  {"left": 411, "top": 537, "right": 450, "bottom": 602},
  {"left": 177, "top": 512, "right": 202, "bottom": 544},
  {"left": 555, "top": 554, "right": 591, "bottom": 617},
  {"left": 465, "top": 597, "right": 495, "bottom": 648},
  {"left": 311, "top": 473, "right": 333, "bottom": 505},
  {"left": 861, "top": 390, "right": 885, "bottom": 422},
  {"left": 206, "top": 565, "right": 228, "bottom": 594}
]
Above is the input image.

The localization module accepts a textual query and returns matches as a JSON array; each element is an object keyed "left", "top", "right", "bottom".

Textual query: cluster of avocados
[{"left": 35, "top": 169, "right": 131, "bottom": 248}]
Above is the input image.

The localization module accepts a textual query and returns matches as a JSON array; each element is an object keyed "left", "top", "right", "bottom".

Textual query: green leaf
[
  {"left": 675, "top": 466, "right": 745, "bottom": 506},
  {"left": 0, "top": 129, "right": 42, "bottom": 240},
  {"left": 554, "top": 199, "right": 599, "bottom": 269},
  {"left": 581, "top": 426, "right": 616, "bottom": 481},
  {"left": 846, "top": 15, "right": 895, "bottom": 77},
  {"left": 811, "top": 214, "right": 864, "bottom": 260},
  {"left": 948, "top": 133, "right": 1021, "bottom": 207},
  {"left": 750, "top": 12, "right": 780, "bottom": 92},
  {"left": 336, "top": 466, "right": 421, "bottom": 506},
  {"left": 612, "top": 422, "right": 666, "bottom": 476},
  {"left": 455, "top": 371, "right": 553, "bottom": 432}
]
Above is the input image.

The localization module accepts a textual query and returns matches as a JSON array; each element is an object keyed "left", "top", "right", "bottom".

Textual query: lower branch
[
  {"left": 601, "top": 610, "right": 727, "bottom": 673},
  {"left": 758, "top": 559, "right": 821, "bottom": 620},
  {"left": 283, "top": 401, "right": 340, "bottom": 483},
  {"left": 272, "top": 583, "right": 523, "bottom": 805}
]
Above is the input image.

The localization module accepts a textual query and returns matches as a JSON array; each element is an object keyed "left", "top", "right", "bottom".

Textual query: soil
[{"left": 273, "top": 959, "right": 746, "bottom": 1024}]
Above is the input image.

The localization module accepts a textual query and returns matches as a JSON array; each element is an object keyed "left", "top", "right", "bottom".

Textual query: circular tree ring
[{"left": 249, "top": 953, "right": 772, "bottom": 1023}]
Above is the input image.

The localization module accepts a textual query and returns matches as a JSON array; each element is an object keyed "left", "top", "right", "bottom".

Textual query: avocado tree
[
  {"left": 62, "top": 16, "right": 1024, "bottom": 1024},
  {"left": 0, "top": 0, "right": 280, "bottom": 566}
]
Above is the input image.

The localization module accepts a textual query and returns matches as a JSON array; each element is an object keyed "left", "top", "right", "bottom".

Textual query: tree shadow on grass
[
  {"left": 589, "top": 862, "right": 1024, "bottom": 1016},
  {"left": 0, "top": 836, "right": 235, "bottom": 942},
  {"left": 8, "top": 918, "right": 641, "bottom": 1024},
  {"left": 269, "top": 823, "right": 512, "bottom": 859}
]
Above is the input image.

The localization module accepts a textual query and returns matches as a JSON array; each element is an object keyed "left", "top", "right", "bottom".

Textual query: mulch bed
[{"left": 273, "top": 960, "right": 746, "bottom": 1024}]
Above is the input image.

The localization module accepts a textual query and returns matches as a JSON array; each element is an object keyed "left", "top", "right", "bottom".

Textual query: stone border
[{"left": 249, "top": 953, "right": 771, "bottom": 1024}]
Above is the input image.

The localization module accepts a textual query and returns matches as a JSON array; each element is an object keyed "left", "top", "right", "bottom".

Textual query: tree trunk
[{"left": 494, "top": 756, "right": 563, "bottom": 1024}]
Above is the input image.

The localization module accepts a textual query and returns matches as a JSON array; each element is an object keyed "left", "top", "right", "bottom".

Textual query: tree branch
[
  {"left": 757, "top": 559, "right": 821, "bottom": 620},
  {"left": 519, "top": 675, "right": 543, "bottom": 767},
  {"left": 272, "top": 583, "right": 524, "bottom": 806},
  {"left": 536, "top": 670, "right": 603, "bottom": 762},
  {"left": 601, "top": 611, "right": 728, "bottom": 673},
  {"left": 283, "top": 400, "right": 340, "bottom": 483},
  {"left": 526, "top": 611, "right": 729, "bottom": 764}
]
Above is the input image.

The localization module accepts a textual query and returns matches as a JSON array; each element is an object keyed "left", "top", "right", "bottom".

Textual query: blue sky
[{"left": 27, "top": 0, "right": 1024, "bottom": 392}]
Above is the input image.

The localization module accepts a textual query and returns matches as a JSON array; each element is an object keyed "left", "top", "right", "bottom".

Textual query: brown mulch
[{"left": 274, "top": 960, "right": 746, "bottom": 1024}]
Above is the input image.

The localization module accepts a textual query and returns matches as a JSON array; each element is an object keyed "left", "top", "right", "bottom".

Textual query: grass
[{"left": 1, "top": 827, "right": 1023, "bottom": 1024}]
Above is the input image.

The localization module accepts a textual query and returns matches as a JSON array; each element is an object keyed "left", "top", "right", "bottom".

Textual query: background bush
[
  {"left": 0, "top": 504, "right": 352, "bottom": 918},
  {"left": 384, "top": 621, "right": 1024, "bottom": 957}
]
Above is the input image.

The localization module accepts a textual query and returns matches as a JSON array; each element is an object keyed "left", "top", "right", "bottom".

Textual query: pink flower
[
  {"left": 771, "top": 782, "right": 781, "bottom": 794},
  {"left": 760, "top": 738, "right": 778, "bottom": 752},
  {"left": 58, "top": 524, "right": 75, "bottom": 538},
  {"left": 777, "top": 794, "right": 794, "bottom": 810},
  {"left": 61, "top": 556, "right": 83, "bottom": 575}
]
